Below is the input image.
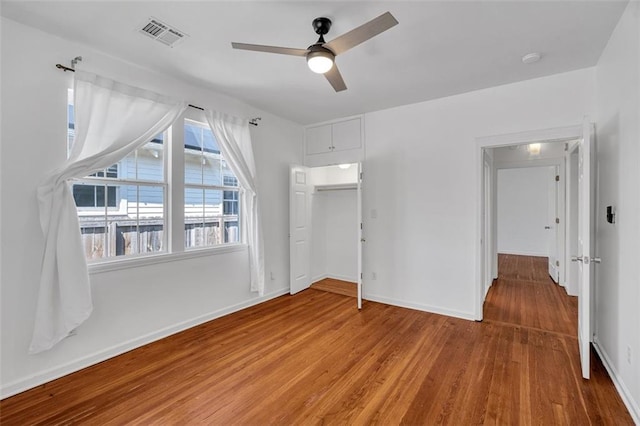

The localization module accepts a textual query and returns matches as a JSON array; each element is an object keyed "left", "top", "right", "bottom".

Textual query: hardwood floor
[
  {"left": 1, "top": 256, "right": 632, "bottom": 424},
  {"left": 484, "top": 254, "right": 578, "bottom": 336},
  {"left": 310, "top": 278, "right": 357, "bottom": 298}
]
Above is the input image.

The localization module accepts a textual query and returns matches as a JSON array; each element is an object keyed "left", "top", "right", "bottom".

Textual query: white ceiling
[{"left": 1, "top": 1, "right": 628, "bottom": 124}]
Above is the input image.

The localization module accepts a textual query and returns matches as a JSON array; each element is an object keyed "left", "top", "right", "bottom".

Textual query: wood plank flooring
[
  {"left": 1, "top": 255, "right": 632, "bottom": 424},
  {"left": 484, "top": 254, "right": 578, "bottom": 337},
  {"left": 310, "top": 278, "right": 357, "bottom": 298}
]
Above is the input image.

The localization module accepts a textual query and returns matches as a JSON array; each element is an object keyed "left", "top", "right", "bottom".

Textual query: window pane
[
  {"left": 203, "top": 154, "right": 221, "bottom": 186},
  {"left": 204, "top": 189, "right": 222, "bottom": 218},
  {"left": 185, "top": 187, "right": 226, "bottom": 248},
  {"left": 223, "top": 190, "right": 239, "bottom": 215},
  {"left": 185, "top": 121, "right": 203, "bottom": 185},
  {"left": 121, "top": 138, "right": 164, "bottom": 182},
  {"left": 80, "top": 223, "right": 107, "bottom": 260},
  {"left": 224, "top": 221, "right": 239, "bottom": 243},
  {"left": 138, "top": 186, "right": 164, "bottom": 254},
  {"left": 138, "top": 139, "right": 164, "bottom": 182},
  {"left": 202, "top": 128, "right": 220, "bottom": 153},
  {"left": 110, "top": 184, "right": 138, "bottom": 256},
  {"left": 73, "top": 184, "right": 96, "bottom": 207}
]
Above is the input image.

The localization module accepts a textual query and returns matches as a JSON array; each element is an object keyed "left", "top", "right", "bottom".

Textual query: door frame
[{"left": 475, "top": 124, "right": 583, "bottom": 320}]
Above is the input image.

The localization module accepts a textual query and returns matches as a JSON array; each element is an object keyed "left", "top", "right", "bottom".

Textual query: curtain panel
[
  {"left": 206, "top": 111, "right": 265, "bottom": 295},
  {"left": 31, "top": 71, "right": 187, "bottom": 354}
]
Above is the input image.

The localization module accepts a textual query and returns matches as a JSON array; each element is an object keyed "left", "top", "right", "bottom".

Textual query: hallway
[{"left": 484, "top": 254, "right": 577, "bottom": 336}]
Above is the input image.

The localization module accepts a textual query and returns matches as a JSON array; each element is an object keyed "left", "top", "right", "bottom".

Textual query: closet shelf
[{"left": 315, "top": 183, "right": 357, "bottom": 192}]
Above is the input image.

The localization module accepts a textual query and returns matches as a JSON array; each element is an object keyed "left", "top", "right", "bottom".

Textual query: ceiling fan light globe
[{"left": 307, "top": 52, "right": 334, "bottom": 74}]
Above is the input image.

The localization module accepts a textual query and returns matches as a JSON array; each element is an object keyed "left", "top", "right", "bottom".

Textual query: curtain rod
[{"left": 55, "top": 61, "right": 260, "bottom": 125}]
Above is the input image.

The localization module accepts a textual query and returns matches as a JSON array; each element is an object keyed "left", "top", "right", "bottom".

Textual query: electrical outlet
[
  {"left": 627, "top": 346, "right": 632, "bottom": 364},
  {"left": 372, "top": 272, "right": 377, "bottom": 280}
]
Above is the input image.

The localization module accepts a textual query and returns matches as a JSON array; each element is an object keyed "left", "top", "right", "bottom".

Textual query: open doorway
[
  {"left": 289, "top": 163, "right": 363, "bottom": 309},
  {"left": 477, "top": 122, "right": 595, "bottom": 379}
]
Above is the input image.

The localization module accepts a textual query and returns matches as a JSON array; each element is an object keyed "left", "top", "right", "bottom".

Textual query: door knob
[
  {"left": 590, "top": 257, "right": 602, "bottom": 264},
  {"left": 571, "top": 256, "right": 583, "bottom": 262},
  {"left": 544, "top": 226, "right": 551, "bottom": 229},
  {"left": 360, "top": 238, "right": 366, "bottom": 242}
]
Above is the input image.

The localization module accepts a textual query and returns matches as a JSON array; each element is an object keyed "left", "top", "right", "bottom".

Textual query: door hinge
[
  {"left": 564, "top": 142, "right": 569, "bottom": 151},
  {"left": 555, "top": 218, "right": 560, "bottom": 224},
  {"left": 360, "top": 273, "right": 363, "bottom": 279},
  {"left": 360, "top": 172, "right": 363, "bottom": 180},
  {"left": 360, "top": 222, "right": 363, "bottom": 230},
  {"left": 555, "top": 175, "right": 560, "bottom": 182},
  {"left": 556, "top": 260, "right": 560, "bottom": 267}
]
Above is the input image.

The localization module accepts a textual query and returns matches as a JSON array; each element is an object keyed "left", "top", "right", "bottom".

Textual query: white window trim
[{"left": 88, "top": 243, "right": 247, "bottom": 274}]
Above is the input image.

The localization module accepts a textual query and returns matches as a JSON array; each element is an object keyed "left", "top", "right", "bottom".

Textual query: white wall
[
  {"left": 309, "top": 165, "right": 358, "bottom": 283},
  {"left": 362, "top": 68, "right": 595, "bottom": 319},
  {"left": 594, "top": 1, "right": 640, "bottom": 421},
  {"left": 0, "top": 17, "right": 302, "bottom": 397},
  {"left": 497, "top": 166, "right": 552, "bottom": 257},
  {"left": 325, "top": 190, "right": 358, "bottom": 282},
  {"left": 310, "top": 192, "right": 328, "bottom": 281}
]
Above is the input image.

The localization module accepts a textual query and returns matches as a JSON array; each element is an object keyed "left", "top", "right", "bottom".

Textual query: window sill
[{"left": 88, "top": 244, "right": 248, "bottom": 274}]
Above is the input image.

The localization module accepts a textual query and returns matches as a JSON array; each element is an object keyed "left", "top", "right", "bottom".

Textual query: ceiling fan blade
[
  {"left": 325, "top": 12, "right": 398, "bottom": 56},
  {"left": 324, "top": 64, "right": 347, "bottom": 92},
  {"left": 231, "top": 42, "right": 308, "bottom": 57}
]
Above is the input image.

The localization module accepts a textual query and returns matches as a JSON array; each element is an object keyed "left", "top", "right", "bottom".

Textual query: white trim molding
[
  {"left": 474, "top": 124, "right": 584, "bottom": 321},
  {"left": 593, "top": 337, "right": 640, "bottom": 424},
  {"left": 363, "top": 293, "right": 476, "bottom": 321}
]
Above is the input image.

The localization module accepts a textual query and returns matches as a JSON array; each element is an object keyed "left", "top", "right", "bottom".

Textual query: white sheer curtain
[
  {"left": 206, "top": 111, "right": 265, "bottom": 295},
  {"left": 30, "top": 71, "right": 187, "bottom": 354}
]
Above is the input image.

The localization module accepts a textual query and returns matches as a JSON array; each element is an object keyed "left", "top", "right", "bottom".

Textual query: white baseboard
[
  {"left": 498, "top": 250, "right": 548, "bottom": 257},
  {"left": 1, "top": 288, "right": 289, "bottom": 399},
  {"left": 312, "top": 274, "right": 357, "bottom": 284},
  {"left": 593, "top": 336, "right": 640, "bottom": 424},
  {"left": 363, "top": 293, "right": 476, "bottom": 321},
  {"left": 311, "top": 274, "right": 328, "bottom": 284},
  {"left": 327, "top": 274, "right": 357, "bottom": 283}
]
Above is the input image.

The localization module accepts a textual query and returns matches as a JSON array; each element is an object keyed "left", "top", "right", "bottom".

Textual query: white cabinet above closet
[{"left": 304, "top": 116, "right": 364, "bottom": 167}]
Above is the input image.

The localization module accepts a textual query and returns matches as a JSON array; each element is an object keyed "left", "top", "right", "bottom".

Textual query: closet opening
[{"left": 289, "top": 162, "right": 363, "bottom": 309}]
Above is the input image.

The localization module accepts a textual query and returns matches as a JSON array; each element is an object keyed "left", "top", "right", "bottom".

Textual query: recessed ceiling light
[{"left": 522, "top": 53, "right": 541, "bottom": 64}]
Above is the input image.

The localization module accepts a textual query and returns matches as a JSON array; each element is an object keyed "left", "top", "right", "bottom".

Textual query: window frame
[{"left": 66, "top": 96, "right": 246, "bottom": 272}]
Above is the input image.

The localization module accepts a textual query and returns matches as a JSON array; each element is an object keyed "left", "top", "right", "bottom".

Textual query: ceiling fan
[{"left": 231, "top": 12, "right": 398, "bottom": 92}]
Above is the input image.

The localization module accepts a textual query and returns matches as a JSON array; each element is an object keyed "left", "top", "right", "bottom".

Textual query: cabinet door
[
  {"left": 306, "top": 125, "right": 332, "bottom": 155},
  {"left": 331, "top": 118, "right": 361, "bottom": 152}
]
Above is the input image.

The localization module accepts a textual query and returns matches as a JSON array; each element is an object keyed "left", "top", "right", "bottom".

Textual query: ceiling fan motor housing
[{"left": 312, "top": 17, "right": 332, "bottom": 35}]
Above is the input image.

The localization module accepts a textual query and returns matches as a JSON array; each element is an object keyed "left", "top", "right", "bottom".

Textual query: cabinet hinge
[
  {"left": 555, "top": 217, "right": 560, "bottom": 224},
  {"left": 555, "top": 175, "right": 560, "bottom": 182}
]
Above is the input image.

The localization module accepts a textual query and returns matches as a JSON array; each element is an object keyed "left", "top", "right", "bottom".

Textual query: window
[
  {"left": 184, "top": 120, "right": 240, "bottom": 249},
  {"left": 73, "top": 165, "right": 118, "bottom": 208},
  {"left": 68, "top": 93, "right": 242, "bottom": 263}
]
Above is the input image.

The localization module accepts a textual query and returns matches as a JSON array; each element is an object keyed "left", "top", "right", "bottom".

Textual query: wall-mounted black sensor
[{"left": 606, "top": 206, "right": 615, "bottom": 224}]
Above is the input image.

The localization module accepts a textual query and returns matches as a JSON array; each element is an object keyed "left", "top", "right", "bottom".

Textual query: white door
[
  {"left": 289, "top": 165, "right": 313, "bottom": 294},
  {"left": 547, "top": 166, "right": 560, "bottom": 283},
  {"left": 357, "top": 163, "right": 363, "bottom": 309},
  {"left": 576, "top": 119, "right": 594, "bottom": 379}
]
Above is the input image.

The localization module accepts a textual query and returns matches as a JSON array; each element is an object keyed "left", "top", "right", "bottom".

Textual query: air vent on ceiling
[{"left": 138, "top": 17, "right": 188, "bottom": 48}]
